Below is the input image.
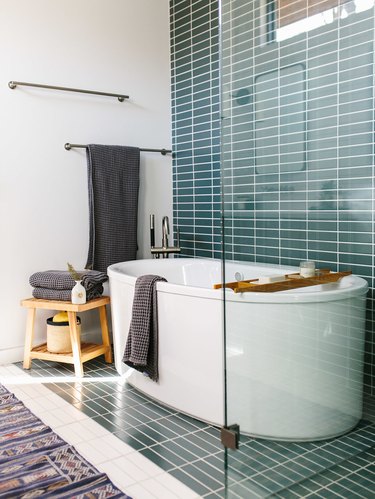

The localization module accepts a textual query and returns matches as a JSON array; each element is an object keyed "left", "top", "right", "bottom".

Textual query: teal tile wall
[
  {"left": 170, "top": 0, "right": 221, "bottom": 258},
  {"left": 171, "top": 0, "right": 375, "bottom": 398}
]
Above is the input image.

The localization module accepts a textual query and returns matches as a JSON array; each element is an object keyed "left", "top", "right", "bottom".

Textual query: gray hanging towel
[
  {"left": 123, "top": 275, "right": 167, "bottom": 382},
  {"left": 86, "top": 144, "right": 140, "bottom": 273}
]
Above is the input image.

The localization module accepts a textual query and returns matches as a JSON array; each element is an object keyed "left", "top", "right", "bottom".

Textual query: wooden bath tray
[{"left": 213, "top": 270, "right": 352, "bottom": 293}]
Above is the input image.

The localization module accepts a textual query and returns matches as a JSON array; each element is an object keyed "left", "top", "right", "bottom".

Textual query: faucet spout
[{"left": 162, "top": 216, "right": 169, "bottom": 248}]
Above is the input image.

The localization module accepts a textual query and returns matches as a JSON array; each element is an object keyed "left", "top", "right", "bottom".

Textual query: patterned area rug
[{"left": 0, "top": 384, "right": 130, "bottom": 498}]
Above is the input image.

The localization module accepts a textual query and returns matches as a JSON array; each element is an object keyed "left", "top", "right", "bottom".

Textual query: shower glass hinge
[{"left": 220, "top": 424, "right": 240, "bottom": 450}]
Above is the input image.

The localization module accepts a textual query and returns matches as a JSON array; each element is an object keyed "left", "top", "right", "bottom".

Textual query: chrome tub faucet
[
  {"left": 150, "top": 214, "right": 181, "bottom": 258},
  {"left": 162, "top": 216, "right": 169, "bottom": 249}
]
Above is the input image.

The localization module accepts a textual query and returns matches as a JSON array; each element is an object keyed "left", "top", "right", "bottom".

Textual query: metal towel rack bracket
[
  {"left": 8, "top": 81, "right": 128, "bottom": 102},
  {"left": 64, "top": 143, "right": 172, "bottom": 156}
]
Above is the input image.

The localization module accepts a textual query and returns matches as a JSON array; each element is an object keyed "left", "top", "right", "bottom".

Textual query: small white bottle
[
  {"left": 71, "top": 280, "right": 86, "bottom": 304},
  {"left": 299, "top": 261, "right": 315, "bottom": 278}
]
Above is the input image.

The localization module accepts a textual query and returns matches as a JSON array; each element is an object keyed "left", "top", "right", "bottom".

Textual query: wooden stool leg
[
  {"left": 67, "top": 311, "right": 84, "bottom": 377},
  {"left": 99, "top": 305, "right": 112, "bottom": 363},
  {"left": 23, "top": 308, "right": 36, "bottom": 369}
]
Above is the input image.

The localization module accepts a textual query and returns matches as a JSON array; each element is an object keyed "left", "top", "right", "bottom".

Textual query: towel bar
[
  {"left": 8, "top": 80, "right": 128, "bottom": 102},
  {"left": 64, "top": 143, "right": 172, "bottom": 155}
]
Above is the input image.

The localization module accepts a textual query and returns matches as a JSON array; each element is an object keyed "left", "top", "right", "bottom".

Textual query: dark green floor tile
[
  {"left": 163, "top": 414, "right": 207, "bottom": 433},
  {"left": 195, "top": 428, "right": 222, "bottom": 449},
  {"left": 140, "top": 448, "right": 176, "bottom": 472},
  {"left": 173, "top": 412, "right": 209, "bottom": 430},
  {"left": 309, "top": 474, "right": 335, "bottom": 488},
  {"left": 194, "top": 459, "right": 226, "bottom": 483},
  {"left": 272, "top": 463, "right": 308, "bottom": 482},
  {"left": 142, "top": 420, "right": 180, "bottom": 440},
  {"left": 162, "top": 439, "right": 200, "bottom": 462},
  {"left": 305, "top": 493, "right": 331, "bottom": 499},
  {"left": 274, "top": 488, "right": 303, "bottom": 498},
  {"left": 113, "top": 429, "right": 146, "bottom": 451},
  {"left": 227, "top": 459, "right": 261, "bottom": 479},
  {"left": 350, "top": 470, "right": 375, "bottom": 489},
  {"left": 223, "top": 463, "right": 248, "bottom": 483},
  {"left": 72, "top": 403, "right": 100, "bottom": 418},
  {"left": 227, "top": 478, "right": 269, "bottom": 498},
  {"left": 169, "top": 468, "right": 212, "bottom": 496},
  {"left": 96, "top": 410, "right": 135, "bottom": 429},
  {"left": 50, "top": 390, "right": 80, "bottom": 405},
  {"left": 142, "top": 402, "right": 175, "bottom": 418},
  {"left": 99, "top": 394, "right": 126, "bottom": 410},
  {"left": 325, "top": 482, "right": 363, "bottom": 497},
  {"left": 78, "top": 384, "right": 108, "bottom": 397},
  {"left": 113, "top": 406, "right": 154, "bottom": 426},
  {"left": 255, "top": 471, "right": 294, "bottom": 494},
  {"left": 103, "top": 392, "right": 147, "bottom": 408},
  {"left": 87, "top": 397, "right": 119, "bottom": 412},
  {"left": 179, "top": 463, "right": 223, "bottom": 492},
  {"left": 122, "top": 426, "right": 159, "bottom": 447},
  {"left": 92, "top": 415, "right": 119, "bottom": 433},
  {"left": 291, "top": 455, "right": 327, "bottom": 474},
  {"left": 336, "top": 477, "right": 374, "bottom": 497},
  {"left": 236, "top": 447, "right": 279, "bottom": 469},
  {"left": 146, "top": 443, "right": 188, "bottom": 467},
  {"left": 175, "top": 436, "right": 219, "bottom": 459},
  {"left": 78, "top": 399, "right": 111, "bottom": 415},
  {"left": 43, "top": 383, "right": 64, "bottom": 393}
]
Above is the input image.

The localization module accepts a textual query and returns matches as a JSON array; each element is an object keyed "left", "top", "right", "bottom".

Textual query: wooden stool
[{"left": 21, "top": 296, "right": 112, "bottom": 377}]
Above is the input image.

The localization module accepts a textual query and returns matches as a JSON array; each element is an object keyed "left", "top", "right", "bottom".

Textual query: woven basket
[{"left": 46, "top": 317, "right": 81, "bottom": 353}]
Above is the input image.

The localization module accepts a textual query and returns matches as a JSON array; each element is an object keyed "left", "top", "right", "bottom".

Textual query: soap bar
[{"left": 257, "top": 274, "right": 286, "bottom": 284}]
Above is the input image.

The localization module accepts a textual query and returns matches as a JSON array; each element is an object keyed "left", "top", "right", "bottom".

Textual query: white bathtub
[{"left": 108, "top": 258, "right": 368, "bottom": 441}]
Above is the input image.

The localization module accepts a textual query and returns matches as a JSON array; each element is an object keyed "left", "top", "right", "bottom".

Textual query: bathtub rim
[{"left": 108, "top": 258, "right": 368, "bottom": 304}]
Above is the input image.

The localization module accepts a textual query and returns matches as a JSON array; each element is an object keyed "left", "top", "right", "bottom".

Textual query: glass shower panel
[{"left": 221, "top": 0, "right": 374, "bottom": 496}]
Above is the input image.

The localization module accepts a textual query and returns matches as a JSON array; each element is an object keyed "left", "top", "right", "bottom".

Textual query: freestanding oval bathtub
[{"left": 108, "top": 258, "right": 368, "bottom": 441}]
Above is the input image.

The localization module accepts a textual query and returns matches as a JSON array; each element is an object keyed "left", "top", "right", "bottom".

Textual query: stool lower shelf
[{"left": 30, "top": 342, "right": 109, "bottom": 365}]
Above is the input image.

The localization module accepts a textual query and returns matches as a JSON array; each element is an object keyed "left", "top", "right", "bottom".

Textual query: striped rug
[{"left": 0, "top": 383, "right": 130, "bottom": 498}]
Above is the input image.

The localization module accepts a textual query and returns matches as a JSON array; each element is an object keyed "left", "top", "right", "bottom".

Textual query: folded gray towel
[
  {"left": 123, "top": 275, "right": 167, "bottom": 382},
  {"left": 29, "top": 270, "right": 108, "bottom": 290},
  {"left": 32, "top": 284, "right": 103, "bottom": 302}
]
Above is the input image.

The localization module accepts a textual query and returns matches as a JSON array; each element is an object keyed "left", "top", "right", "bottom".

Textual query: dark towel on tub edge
[
  {"left": 86, "top": 144, "right": 140, "bottom": 273},
  {"left": 123, "top": 274, "right": 167, "bottom": 382}
]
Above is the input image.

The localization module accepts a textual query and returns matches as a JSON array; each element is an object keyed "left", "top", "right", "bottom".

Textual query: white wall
[{"left": 0, "top": 0, "right": 172, "bottom": 363}]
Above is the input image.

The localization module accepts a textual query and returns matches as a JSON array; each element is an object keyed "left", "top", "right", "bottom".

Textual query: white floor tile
[
  {"left": 75, "top": 437, "right": 122, "bottom": 464},
  {"left": 107, "top": 456, "right": 150, "bottom": 482},
  {"left": 98, "top": 432, "right": 134, "bottom": 455},
  {"left": 126, "top": 483, "right": 158, "bottom": 499},
  {"left": 155, "top": 473, "right": 201, "bottom": 499},
  {"left": 126, "top": 451, "right": 165, "bottom": 478},
  {"left": 0, "top": 371, "right": 200, "bottom": 499},
  {"left": 37, "top": 410, "right": 69, "bottom": 429},
  {"left": 141, "top": 478, "right": 188, "bottom": 499},
  {"left": 55, "top": 404, "right": 88, "bottom": 422},
  {"left": 98, "top": 460, "right": 137, "bottom": 489}
]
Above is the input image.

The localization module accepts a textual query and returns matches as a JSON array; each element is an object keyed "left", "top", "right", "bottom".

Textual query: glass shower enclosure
[{"left": 220, "top": 0, "right": 374, "bottom": 496}]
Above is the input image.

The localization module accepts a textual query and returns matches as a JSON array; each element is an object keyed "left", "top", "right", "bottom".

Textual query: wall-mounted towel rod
[
  {"left": 8, "top": 81, "right": 128, "bottom": 102},
  {"left": 64, "top": 143, "right": 172, "bottom": 156}
]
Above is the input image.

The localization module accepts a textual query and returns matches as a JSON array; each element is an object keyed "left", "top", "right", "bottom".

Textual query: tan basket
[{"left": 46, "top": 317, "right": 81, "bottom": 354}]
